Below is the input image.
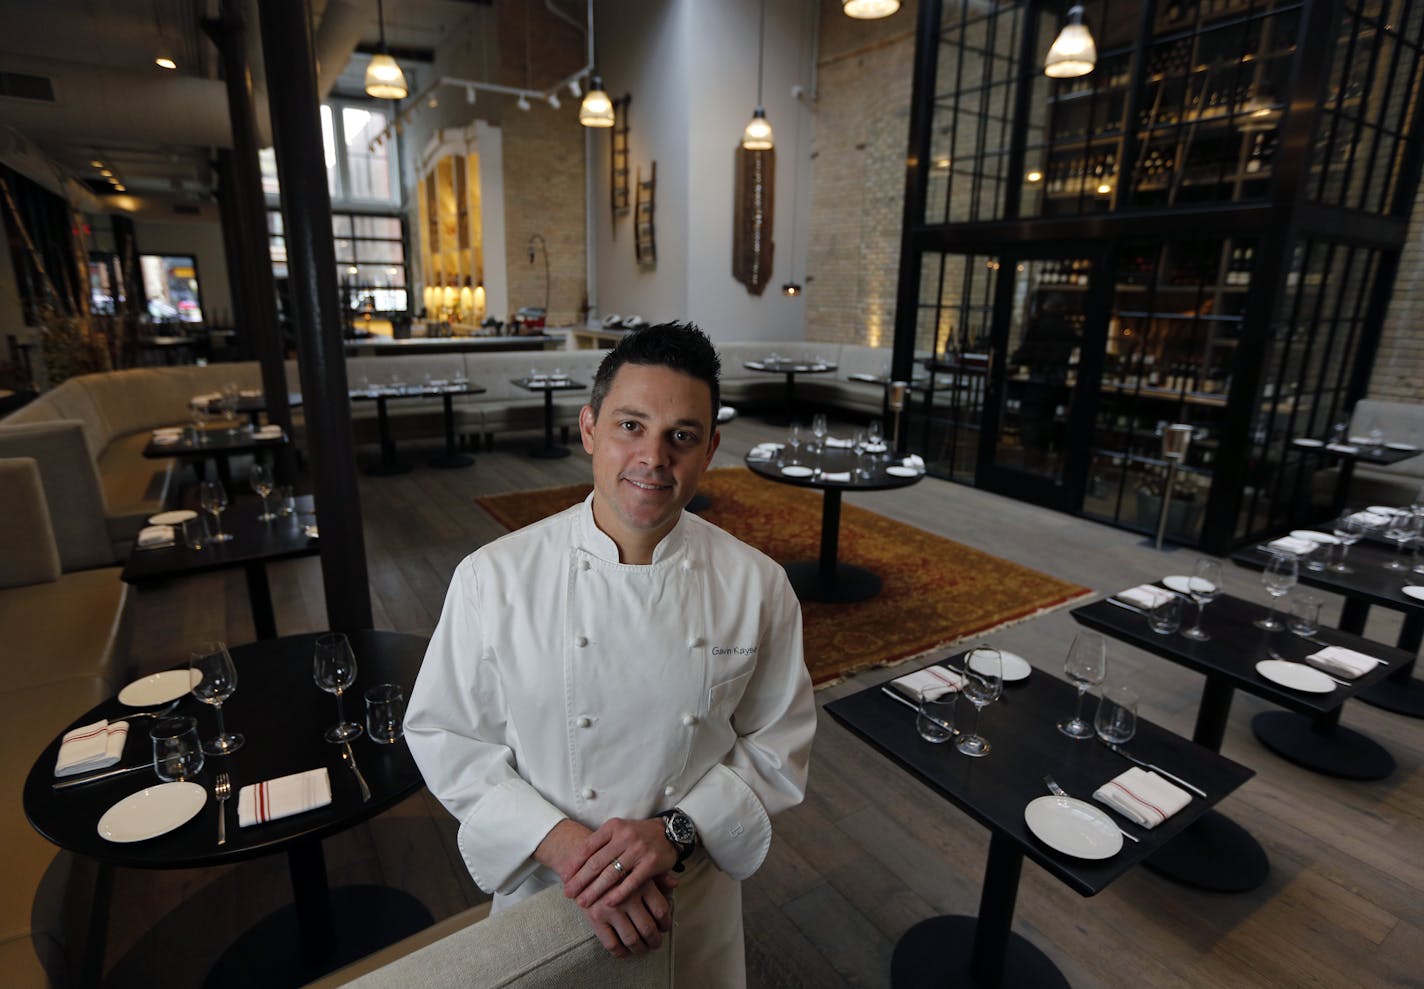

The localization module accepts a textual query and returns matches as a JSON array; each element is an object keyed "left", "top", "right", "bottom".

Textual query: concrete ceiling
[{"left": 0, "top": 0, "right": 489, "bottom": 210}]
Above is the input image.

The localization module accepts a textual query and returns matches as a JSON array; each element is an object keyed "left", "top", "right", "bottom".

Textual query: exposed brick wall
[
  {"left": 1371, "top": 208, "right": 1424, "bottom": 403},
  {"left": 805, "top": 0, "right": 918, "bottom": 349}
]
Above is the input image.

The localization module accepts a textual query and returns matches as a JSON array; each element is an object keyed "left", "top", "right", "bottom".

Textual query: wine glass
[
  {"left": 867, "top": 419, "right": 884, "bottom": 449},
  {"left": 198, "top": 479, "right": 233, "bottom": 543},
  {"left": 189, "top": 401, "right": 208, "bottom": 445},
  {"left": 190, "top": 641, "right": 244, "bottom": 755},
  {"left": 811, "top": 413, "right": 828, "bottom": 453},
  {"left": 1331, "top": 512, "right": 1365, "bottom": 573},
  {"left": 250, "top": 463, "right": 276, "bottom": 521},
  {"left": 956, "top": 646, "right": 1002, "bottom": 758},
  {"left": 1255, "top": 552, "right": 1298, "bottom": 630},
  {"left": 1181, "top": 558, "right": 1222, "bottom": 641},
  {"left": 314, "top": 632, "right": 363, "bottom": 743},
  {"left": 1384, "top": 512, "right": 1419, "bottom": 571},
  {"left": 1094, "top": 685, "right": 1139, "bottom": 748},
  {"left": 1059, "top": 632, "right": 1107, "bottom": 739},
  {"left": 785, "top": 423, "right": 803, "bottom": 466},
  {"left": 219, "top": 382, "right": 240, "bottom": 433}
]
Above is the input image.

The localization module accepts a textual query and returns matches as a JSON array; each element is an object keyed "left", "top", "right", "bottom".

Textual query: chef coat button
[
  {"left": 681, "top": 713, "right": 697, "bottom": 727},
  {"left": 689, "top": 636, "right": 705, "bottom": 648},
  {"left": 581, "top": 787, "right": 595, "bottom": 800},
  {"left": 576, "top": 716, "right": 592, "bottom": 728},
  {"left": 663, "top": 785, "right": 676, "bottom": 797},
  {"left": 574, "top": 635, "right": 588, "bottom": 647},
  {"left": 681, "top": 560, "right": 692, "bottom": 571},
  {"left": 580, "top": 559, "right": 591, "bottom": 571}
]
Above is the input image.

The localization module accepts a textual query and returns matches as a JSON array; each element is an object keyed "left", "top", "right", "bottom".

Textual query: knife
[
  {"left": 1102, "top": 741, "right": 1208, "bottom": 798},
  {"left": 341, "top": 742, "right": 372, "bottom": 802},
  {"left": 52, "top": 764, "right": 153, "bottom": 789}
]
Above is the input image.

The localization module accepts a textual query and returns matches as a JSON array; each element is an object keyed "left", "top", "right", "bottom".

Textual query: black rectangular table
[
  {"left": 143, "top": 425, "right": 290, "bottom": 487},
  {"left": 1289, "top": 438, "right": 1417, "bottom": 512},
  {"left": 122, "top": 496, "right": 319, "bottom": 640},
  {"left": 350, "top": 382, "right": 486, "bottom": 474},
  {"left": 826, "top": 653, "right": 1251, "bottom": 989},
  {"left": 1231, "top": 537, "right": 1424, "bottom": 718},
  {"left": 511, "top": 377, "right": 586, "bottom": 458}
]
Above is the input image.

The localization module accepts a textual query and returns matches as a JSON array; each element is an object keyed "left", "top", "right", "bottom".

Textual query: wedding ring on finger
[{"left": 612, "top": 859, "right": 625, "bottom": 876}]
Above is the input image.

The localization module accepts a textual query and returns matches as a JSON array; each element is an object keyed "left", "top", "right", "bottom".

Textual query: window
[
  {"left": 268, "top": 210, "right": 408, "bottom": 313},
  {"left": 259, "top": 99, "right": 399, "bottom": 206},
  {"left": 139, "top": 254, "right": 204, "bottom": 324}
]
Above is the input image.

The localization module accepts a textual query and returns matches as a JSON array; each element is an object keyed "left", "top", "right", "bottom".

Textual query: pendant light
[
  {"left": 1044, "top": 5, "right": 1096, "bottom": 79},
  {"left": 579, "top": 0, "right": 615, "bottom": 127},
  {"left": 742, "top": 0, "right": 773, "bottom": 151},
  {"left": 842, "top": 0, "right": 900, "bottom": 18},
  {"left": 365, "top": 0, "right": 408, "bottom": 100}
]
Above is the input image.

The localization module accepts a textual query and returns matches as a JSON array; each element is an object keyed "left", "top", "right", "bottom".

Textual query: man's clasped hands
[{"left": 535, "top": 815, "right": 683, "bottom": 957}]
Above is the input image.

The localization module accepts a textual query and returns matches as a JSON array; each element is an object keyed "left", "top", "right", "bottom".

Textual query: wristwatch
[{"left": 660, "top": 808, "right": 698, "bottom": 868}]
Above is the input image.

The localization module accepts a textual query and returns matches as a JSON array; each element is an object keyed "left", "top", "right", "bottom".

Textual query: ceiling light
[
  {"left": 1045, "top": 5, "right": 1096, "bottom": 79},
  {"left": 465, "top": 85, "right": 477, "bottom": 104},
  {"left": 516, "top": 94, "right": 531, "bottom": 111},
  {"left": 842, "top": 0, "right": 900, "bottom": 17},
  {"left": 781, "top": 283, "right": 803, "bottom": 297},
  {"left": 155, "top": 56, "right": 177, "bottom": 70},
  {"left": 365, "top": 0, "right": 408, "bottom": 100},
  {"left": 90, "top": 159, "right": 104, "bottom": 168},
  {"left": 1026, "top": 170, "right": 1044, "bottom": 182},
  {"left": 579, "top": 74, "right": 614, "bottom": 127},
  {"left": 114, "top": 184, "right": 127, "bottom": 192},
  {"left": 1096, "top": 182, "right": 1112, "bottom": 194},
  {"left": 100, "top": 169, "right": 113, "bottom": 177},
  {"left": 742, "top": 0, "right": 774, "bottom": 151},
  {"left": 427, "top": 95, "right": 439, "bottom": 108},
  {"left": 547, "top": 93, "right": 561, "bottom": 109},
  {"left": 568, "top": 79, "right": 582, "bottom": 98}
]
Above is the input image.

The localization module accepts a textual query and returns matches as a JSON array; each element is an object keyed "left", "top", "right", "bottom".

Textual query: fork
[
  {"left": 214, "top": 772, "right": 231, "bottom": 846},
  {"left": 1044, "top": 774, "right": 1139, "bottom": 843},
  {"left": 342, "top": 742, "right": 372, "bottom": 802}
]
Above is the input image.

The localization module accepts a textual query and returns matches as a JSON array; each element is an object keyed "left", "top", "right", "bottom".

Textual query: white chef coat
[{"left": 406, "top": 493, "right": 815, "bottom": 984}]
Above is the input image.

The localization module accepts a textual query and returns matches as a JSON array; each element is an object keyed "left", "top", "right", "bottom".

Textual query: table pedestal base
[
  {"left": 364, "top": 460, "right": 412, "bottom": 476},
  {"left": 528, "top": 445, "right": 571, "bottom": 459},
  {"left": 783, "top": 560, "right": 882, "bottom": 603},
  {"left": 1143, "top": 810, "right": 1269, "bottom": 892},
  {"left": 428, "top": 452, "right": 474, "bottom": 469},
  {"left": 1251, "top": 711, "right": 1395, "bottom": 780},
  {"left": 891, "top": 917, "right": 1067, "bottom": 989},
  {"left": 1356, "top": 675, "right": 1424, "bottom": 719}
]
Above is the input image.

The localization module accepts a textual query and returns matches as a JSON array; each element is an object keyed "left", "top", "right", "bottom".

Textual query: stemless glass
[
  {"left": 1385, "top": 512, "right": 1419, "bottom": 571},
  {"left": 1059, "top": 632, "right": 1107, "bottom": 739},
  {"left": 190, "top": 641, "right": 244, "bottom": 755},
  {"left": 1287, "top": 592, "right": 1322, "bottom": 638},
  {"left": 916, "top": 691, "right": 957, "bottom": 744},
  {"left": 1182, "top": 558, "right": 1222, "bottom": 641},
  {"left": 151, "top": 717, "right": 204, "bottom": 781},
  {"left": 189, "top": 401, "right": 209, "bottom": 445},
  {"left": 867, "top": 419, "right": 885, "bottom": 450},
  {"left": 250, "top": 462, "right": 276, "bottom": 521},
  {"left": 1255, "top": 552, "right": 1298, "bottom": 630},
  {"left": 1094, "top": 685, "right": 1139, "bottom": 747},
  {"left": 314, "top": 632, "right": 363, "bottom": 743},
  {"left": 956, "top": 646, "right": 1002, "bottom": 758},
  {"left": 1148, "top": 596, "right": 1182, "bottom": 635},
  {"left": 198, "top": 479, "right": 233, "bottom": 543},
  {"left": 1331, "top": 513, "right": 1365, "bottom": 573}
]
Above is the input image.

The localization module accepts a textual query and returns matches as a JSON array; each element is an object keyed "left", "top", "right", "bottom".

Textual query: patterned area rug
[{"left": 476, "top": 468, "right": 1091, "bottom": 685}]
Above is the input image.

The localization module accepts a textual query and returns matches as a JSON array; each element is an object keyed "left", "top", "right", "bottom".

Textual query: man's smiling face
[{"left": 579, "top": 362, "right": 719, "bottom": 563}]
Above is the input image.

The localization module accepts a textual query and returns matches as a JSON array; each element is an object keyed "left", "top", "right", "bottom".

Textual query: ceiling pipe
[{"left": 314, "top": 0, "right": 379, "bottom": 99}]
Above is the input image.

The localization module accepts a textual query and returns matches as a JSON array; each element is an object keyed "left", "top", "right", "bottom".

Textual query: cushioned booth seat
[{"left": 0, "top": 567, "right": 128, "bottom": 692}]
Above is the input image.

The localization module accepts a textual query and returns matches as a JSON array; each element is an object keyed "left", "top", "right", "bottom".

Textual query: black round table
[
  {"left": 512, "top": 377, "right": 586, "bottom": 459},
  {"left": 741, "top": 359, "right": 836, "bottom": 425},
  {"left": 23, "top": 630, "right": 432, "bottom": 984},
  {"left": 744, "top": 448, "right": 923, "bottom": 603}
]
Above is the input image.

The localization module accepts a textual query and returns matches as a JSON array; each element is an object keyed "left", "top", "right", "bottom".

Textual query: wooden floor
[{"left": 103, "top": 415, "right": 1424, "bottom": 988}]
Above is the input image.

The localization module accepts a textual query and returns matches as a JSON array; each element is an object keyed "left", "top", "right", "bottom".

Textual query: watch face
[{"left": 665, "top": 810, "right": 696, "bottom": 844}]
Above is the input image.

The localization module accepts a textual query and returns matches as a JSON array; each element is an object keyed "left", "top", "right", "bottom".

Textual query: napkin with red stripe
[
  {"left": 889, "top": 665, "right": 967, "bottom": 702},
  {"left": 1093, "top": 767, "right": 1190, "bottom": 829},
  {"left": 238, "top": 768, "right": 332, "bottom": 827},
  {"left": 55, "top": 719, "right": 130, "bottom": 777}
]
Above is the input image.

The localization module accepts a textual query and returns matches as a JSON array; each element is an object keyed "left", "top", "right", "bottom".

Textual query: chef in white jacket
[{"left": 406, "top": 323, "right": 816, "bottom": 986}]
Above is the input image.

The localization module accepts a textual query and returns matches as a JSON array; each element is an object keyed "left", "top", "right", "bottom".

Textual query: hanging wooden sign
[
  {"left": 732, "top": 145, "right": 774, "bottom": 296},
  {"left": 611, "top": 95, "right": 632, "bottom": 229}
]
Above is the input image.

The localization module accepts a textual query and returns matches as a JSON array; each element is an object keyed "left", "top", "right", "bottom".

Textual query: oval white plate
[
  {"left": 1293, "top": 438, "right": 1323, "bottom": 447},
  {"left": 780, "top": 466, "right": 814, "bottom": 478},
  {"left": 886, "top": 466, "right": 921, "bottom": 478},
  {"left": 967, "top": 650, "right": 1032, "bottom": 682},
  {"left": 117, "top": 669, "right": 201, "bottom": 707},
  {"left": 1402, "top": 586, "right": 1424, "bottom": 602},
  {"left": 148, "top": 509, "right": 198, "bottom": 526},
  {"left": 1290, "top": 530, "right": 1339, "bottom": 544},
  {"left": 1162, "top": 575, "right": 1214, "bottom": 595},
  {"left": 1024, "top": 796, "right": 1123, "bottom": 860},
  {"left": 1256, "top": 660, "right": 1335, "bottom": 693},
  {"left": 98, "top": 782, "right": 206, "bottom": 843}
]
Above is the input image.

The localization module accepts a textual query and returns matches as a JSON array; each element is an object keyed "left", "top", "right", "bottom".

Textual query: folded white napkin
[
  {"left": 151, "top": 434, "right": 181, "bottom": 446},
  {"left": 824, "top": 436, "right": 854, "bottom": 448},
  {"left": 1114, "top": 584, "right": 1176, "bottom": 610},
  {"left": 746, "top": 361, "right": 766, "bottom": 370},
  {"left": 865, "top": 442, "right": 888, "bottom": 454},
  {"left": 1307, "top": 645, "right": 1381, "bottom": 679},
  {"left": 191, "top": 392, "right": 221, "bottom": 405},
  {"left": 849, "top": 372, "right": 879, "bottom": 382},
  {"left": 822, "top": 471, "right": 852, "bottom": 482},
  {"left": 747, "top": 443, "right": 782, "bottom": 462},
  {"left": 1093, "top": 767, "right": 1191, "bottom": 829},
  {"left": 254, "top": 425, "right": 284, "bottom": 439},
  {"left": 136, "top": 525, "right": 176, "bottom": 549},
  {"left": 55, "top": 719, "right": 130, "bottom": 777},
  {"left": 902, "top": 454, "right": 925, "bottom": 470},
  {"left": 152, "top": 426, "right": 183, "bottom": 437},
  {"left": 1348, "top": 435, "right": 1375, "bottom": 445},
  {"left": 1267, "top": 536, "right": 1318, "bottom": 556},
  {"left": 889, "top": 665, "right": 966, "bottom": 702},
  {"left": 238, "top": 768, "right": 332, "bottom": 827},
  {"left": 1326, "top": 443, "right": 1359, "bottom": 454},
  {"left": 239, "top": 388, "right": 261, "bottom": 398},
  {"left": 1349, "top": 510, "right": 1391, "bottom": 526}
]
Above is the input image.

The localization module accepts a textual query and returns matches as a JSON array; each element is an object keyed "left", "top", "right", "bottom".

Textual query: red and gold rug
[{"left": 476, "top": 468, "right": 1091, "bottom": 684}]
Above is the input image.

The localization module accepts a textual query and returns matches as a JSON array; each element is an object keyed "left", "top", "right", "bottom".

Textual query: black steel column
[
  {"left": 257, "top": 0, "right": 372, "bottom": 632},
  {"left": 206, "top": 0, "right": 297, "bottom": 486},
  {"left": 111, "top": 214, "right": 144, "bottom": 365}
]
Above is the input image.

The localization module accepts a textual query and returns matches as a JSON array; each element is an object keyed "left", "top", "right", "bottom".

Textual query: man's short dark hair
[{"left": 589, "top": 322, "right": 721, "bottom": 424}]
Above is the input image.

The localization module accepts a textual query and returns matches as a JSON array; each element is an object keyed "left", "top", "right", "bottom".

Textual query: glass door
[{"left": 976, "top": 250, "right": 1110, "bottom": 510}]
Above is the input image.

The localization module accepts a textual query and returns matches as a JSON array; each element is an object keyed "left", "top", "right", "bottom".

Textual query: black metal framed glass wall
[{"left": 892, "top": 0, "right": 1424, "bottom": 553}]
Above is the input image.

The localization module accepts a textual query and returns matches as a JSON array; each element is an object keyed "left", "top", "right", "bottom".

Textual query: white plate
[
  {"left": 97, "top": 782, "right": 206, "bottom": 843},
  {"left": 1255, "top": 660, "right": 1336, "bottom": 693},
  {"left": 1293, "top": 438, "right": 1324, "bottom": 447},
  {"left": 1385, "top": 441, "right": 1419, "bottom": 451},
  {"left": 1290, "top": 530, "right": 1339, "bottom": 544},
  {"left": 1402, "top": 586, "right": 1424, "bottom": 602},
  {"left": 148, "top": 509, "right": 197, "bottom": 526},
  {"left": 886, "top": 466, "right": 921, "bottom": 478},
  {"left": 780, "top": 466, "right": 814, "bottom": 478},
  {"left": 864, "top": 442, "right": 888, "bottom": 453},
  {"left": 968, "top": 649, "right": 1032, "bottom": 682},
  {"left": 1162, "top": 575, "right": 1214, "bottom": 595},
  {"left": 1367, "top": 506, "right": 1406, "bottom": 518},
  {"left": 304, "top": 524, "right": 320, "bottom": 539},
  {"left": 117, "top": 669, "right": 200, "bottom": 707},
  {"left": 1024, "top": 796, "right": 1123, "bottom": 860}
]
